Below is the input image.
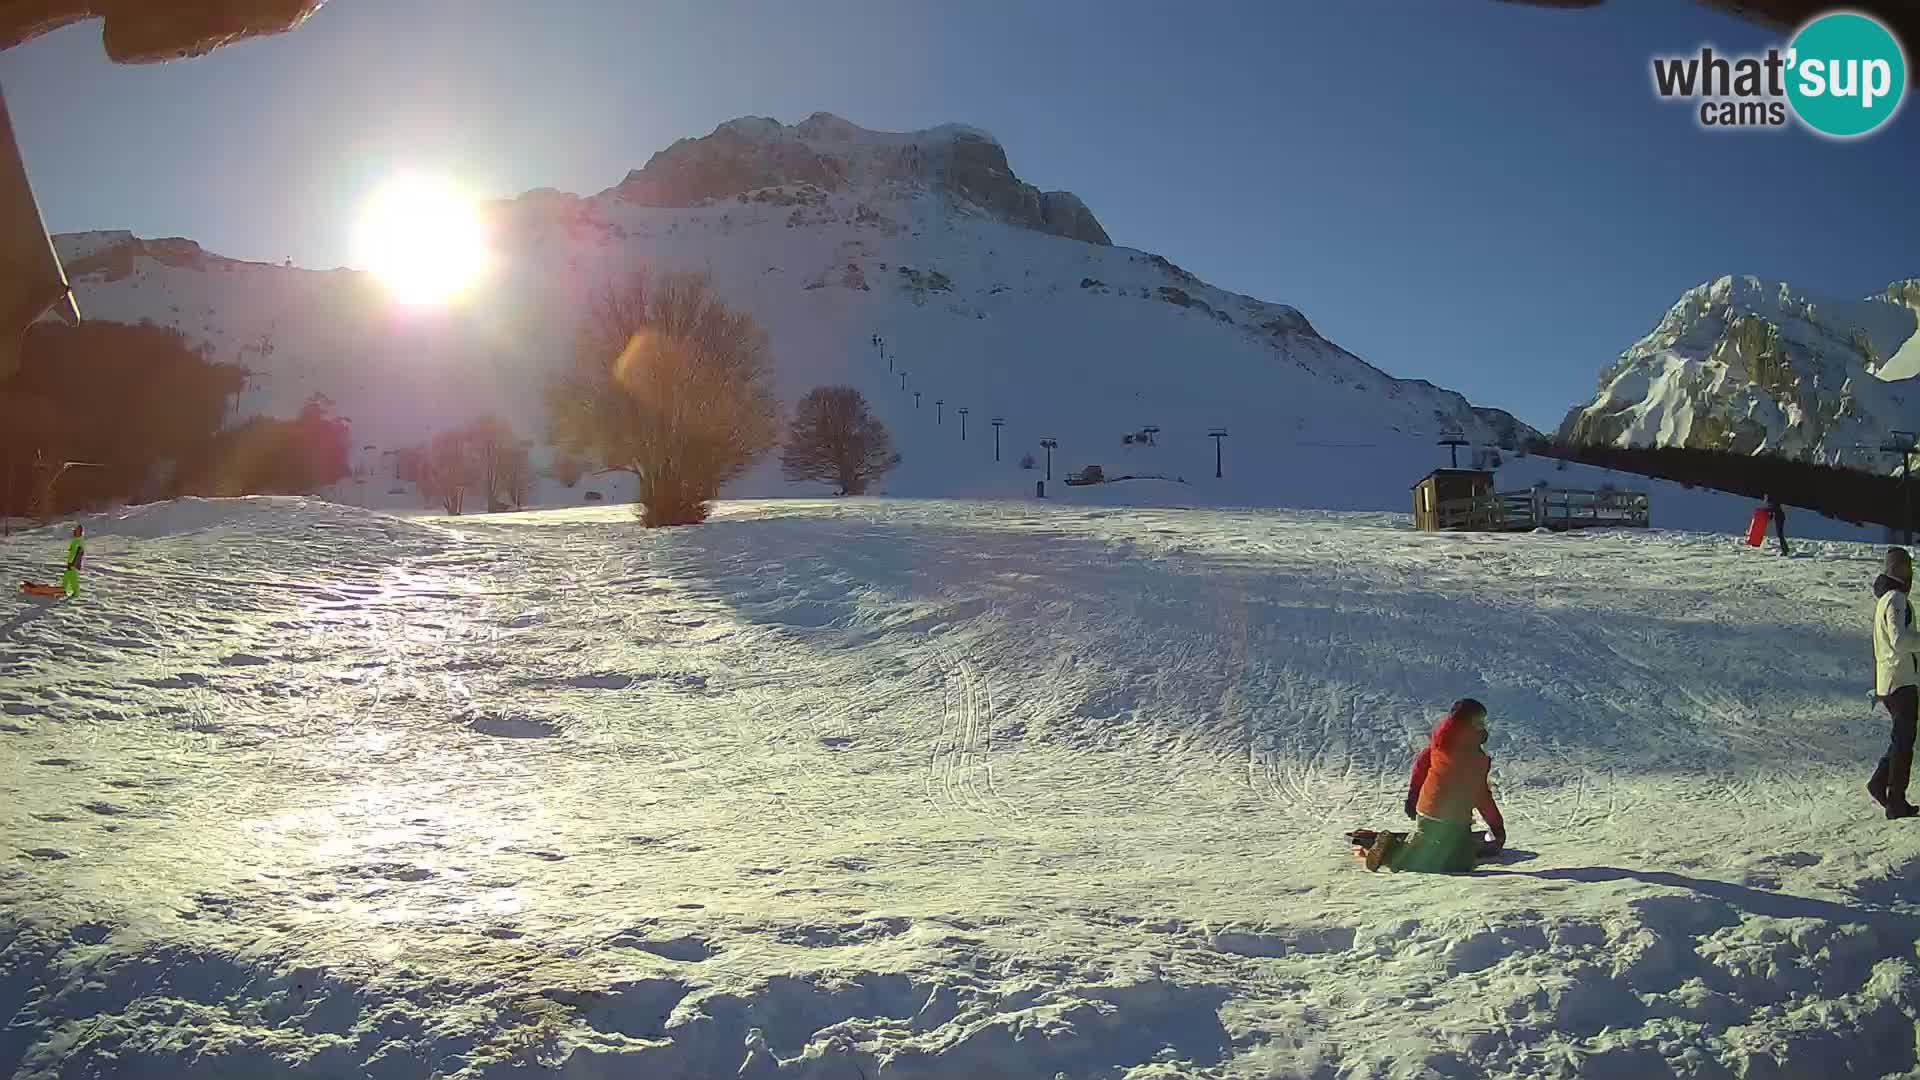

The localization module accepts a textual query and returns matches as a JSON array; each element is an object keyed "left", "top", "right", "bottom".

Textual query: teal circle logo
[{"left": 1786, "top": 12, "right": 1906, "bottom": 137}]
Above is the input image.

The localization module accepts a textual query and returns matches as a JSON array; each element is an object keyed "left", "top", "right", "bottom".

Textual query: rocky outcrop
[
  {"left": 606, "top": 112, "right": 1111, "bottom": 246},
  {"left": 57, "top": 231, "right": 253, "bottom": 280},
  {"left": 1039, "top": 192, "right": 1110, "bottom": 246},
  {"left": 612, "top": 120, "right": 847, "bottom": 206},
  {"left": 1557, "top": 275, "right": 1920, "bottom": 466}
]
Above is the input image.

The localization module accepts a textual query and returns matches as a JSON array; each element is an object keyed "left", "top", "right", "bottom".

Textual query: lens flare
[{"left": 355, "top": 174, "right": 492, "bottom": 306}]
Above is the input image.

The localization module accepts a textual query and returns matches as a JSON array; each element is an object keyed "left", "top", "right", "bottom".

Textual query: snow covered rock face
[
  {"left": 1560, "top": 274, "right": 1920, "bottom": 465},
  {"left": 615, "top": 112, "right": 1112, "bottom": 245}
]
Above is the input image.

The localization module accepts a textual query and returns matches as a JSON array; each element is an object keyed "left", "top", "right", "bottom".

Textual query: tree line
[
  {"left": 0, "top": 319, "right": 348, "bottom": 519},
  {"left": 400, "top": 415, "right": 536, "bottom": 515},
  {"left": 2, "top": 272, "right": 901, "bottom": 524}
]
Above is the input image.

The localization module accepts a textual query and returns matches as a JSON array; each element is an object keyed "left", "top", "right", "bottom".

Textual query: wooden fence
[{"left": 1434, "top": 488, "right": 1649, "bottom": 532}]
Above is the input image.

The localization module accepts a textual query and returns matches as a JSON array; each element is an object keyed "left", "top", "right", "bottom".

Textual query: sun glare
[{"left": 355, "top": 174, "right": 492, "bottom": 306}]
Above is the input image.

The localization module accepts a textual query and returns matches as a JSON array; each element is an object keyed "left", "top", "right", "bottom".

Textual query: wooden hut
[{"left": 1412, "top": 469, "right": 1496, "bottom": 531}]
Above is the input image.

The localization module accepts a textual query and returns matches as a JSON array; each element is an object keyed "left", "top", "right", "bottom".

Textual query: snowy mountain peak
[
  {"left": 605, "top": 112, "right": 1109, "bottom": 245},
  {"left": 791, "top": 110, "right": 996, "bottom": 147},
  {"left": 714, "top": 111, "right": 1001, "bottom": 151},
  {"left": 794, "top": 110, "right": 858, "bottom": 138},
  {"left": 1560, "top": 274, "right": 1920, "bottom": 462},
  {"left": 48, "top": 108, "right": 1543, "bottom": 511}
]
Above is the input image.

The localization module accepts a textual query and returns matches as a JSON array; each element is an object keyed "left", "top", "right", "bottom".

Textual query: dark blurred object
[
  {"left": 0, "top": 2, "right": 324, "bottom": 376},
  {"left": 0, "top": 89, "right": 75, "bottom": 379},
  {"left": 0, "top": 0, "right": 325, "bottom": 63},
  {"left": 1496, "top": 0, "right": 1920, "bottom": 48}
]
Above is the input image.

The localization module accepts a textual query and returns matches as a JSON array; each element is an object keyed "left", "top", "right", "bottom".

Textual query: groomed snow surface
[{"left": 4, "top": 496, "right": 1919, "bottom": 1079}]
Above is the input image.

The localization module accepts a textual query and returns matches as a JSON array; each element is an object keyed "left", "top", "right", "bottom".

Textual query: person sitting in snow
[
  {"left": 1355, "top": 698, "right": 1506, "bottom": 872},
  {"left": 1870, "top": 547, "right": 1919, "bottom": 819}
]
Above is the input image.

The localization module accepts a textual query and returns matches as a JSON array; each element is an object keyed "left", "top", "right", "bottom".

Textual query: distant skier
[
  {"left": 1353, "top": 698, "right": 1506, "bottom": 872},
  {"left": 1870, "top": 547, "right": 1919, "bottom": 818},
  {"left": 62, "top": 523, "right": 84, "bottom": 598},
  {"left": 1767, "top": 493, "right": 1789, "bottom": 556}
]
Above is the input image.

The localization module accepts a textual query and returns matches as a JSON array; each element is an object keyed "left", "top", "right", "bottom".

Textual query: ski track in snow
[{"left": 2, "top": 496, "right": 1918, "bottom": 1079}]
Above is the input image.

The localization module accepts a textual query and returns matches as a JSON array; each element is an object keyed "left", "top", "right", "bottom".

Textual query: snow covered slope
[
  {"left": 3, "top": 497, "right": 1917, "bottom": 1078},
  {"left": 53, "top": 112, "right": 1533, "bottom": 512},
  {"left": 1560, "top": 275, "right": 1920, "bottom": 466}
]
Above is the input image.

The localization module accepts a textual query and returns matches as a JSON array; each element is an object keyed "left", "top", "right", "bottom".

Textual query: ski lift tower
[
  {"left": 1438, "top": 427, "right": 1468, "bottom": 469},
  {"left": 1039, "top": 438, "right": 1058, "bottom": 480},
  {"left": 1208, "top": 428, "right": 1229, "bottom": 478}
]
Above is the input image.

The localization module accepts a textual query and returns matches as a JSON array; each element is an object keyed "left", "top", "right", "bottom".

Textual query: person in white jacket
[{"left": 1871, "top": 547, "right": 1920, "bottom": 818}]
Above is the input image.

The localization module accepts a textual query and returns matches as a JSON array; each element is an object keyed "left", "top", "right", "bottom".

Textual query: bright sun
[{"left": 355, "top": 174, "right": 491, "bottom": 306}]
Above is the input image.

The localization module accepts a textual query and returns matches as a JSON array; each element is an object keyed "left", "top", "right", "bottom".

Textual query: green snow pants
[{"left": 1387, "top": 815, "right": 1479, "bottom": 874}]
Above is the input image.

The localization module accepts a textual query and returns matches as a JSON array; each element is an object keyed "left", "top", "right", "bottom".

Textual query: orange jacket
[{"left": 1406, "top": 711, "right": 1504, "bottom": 835}]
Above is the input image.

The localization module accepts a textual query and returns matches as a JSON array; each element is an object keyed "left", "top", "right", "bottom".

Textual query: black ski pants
[{"left": 1874, "top": 685, "right": 1916, "bottom": 807}]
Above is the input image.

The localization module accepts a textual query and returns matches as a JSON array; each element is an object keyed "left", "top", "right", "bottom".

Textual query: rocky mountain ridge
[{"left": 1560, "top": 274, "right": 1920, "bottom": 467}]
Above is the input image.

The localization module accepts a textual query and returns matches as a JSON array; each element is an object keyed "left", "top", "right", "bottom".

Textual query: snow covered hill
[
  {"left": 3, "top": 496, "right": 1917, "bottom": 1078},
  {"left": 1560, "top": 275, "right": 1920, "bottom": 467},
  {"left": 52, "top": 112, "right": 1534, "bottom": 513}
]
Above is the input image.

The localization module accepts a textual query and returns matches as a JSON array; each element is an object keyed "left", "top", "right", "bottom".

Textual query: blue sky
[{"left": 1, "top": 0, "right": 1914, "bottom": 430}]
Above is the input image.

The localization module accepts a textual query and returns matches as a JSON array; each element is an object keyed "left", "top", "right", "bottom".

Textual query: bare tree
[
  {"left": 423, "top": 428, "right": 477, "bottom": 515},
  {"left": 468, "top": 413, "right": 514, "bottom": 511},
  {"left": 467, "top": 413, "right": 518, "bottom": 511},
  {"left": 412, "top": 443, "right": 438, "bottom": 508},
  {"left": 499, "top": 441, "right": 533, "bottom": 508},
  {"left": 780, "top": 385, "right": 899, "bottom": 495},
  {"left": 546, "top": 270, "right": 778, "bottom": 526}
]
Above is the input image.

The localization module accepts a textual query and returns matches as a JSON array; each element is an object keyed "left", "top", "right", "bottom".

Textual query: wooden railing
[
  {"left": 1544, "top": 488, "right": 1649, "bottom": 528},
  {"left": 1435, "top": 493, "right": 1532, "bottom": 531},
  {"left": 1434, "top": 488, "right": 1649, "bottom": 531}
]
